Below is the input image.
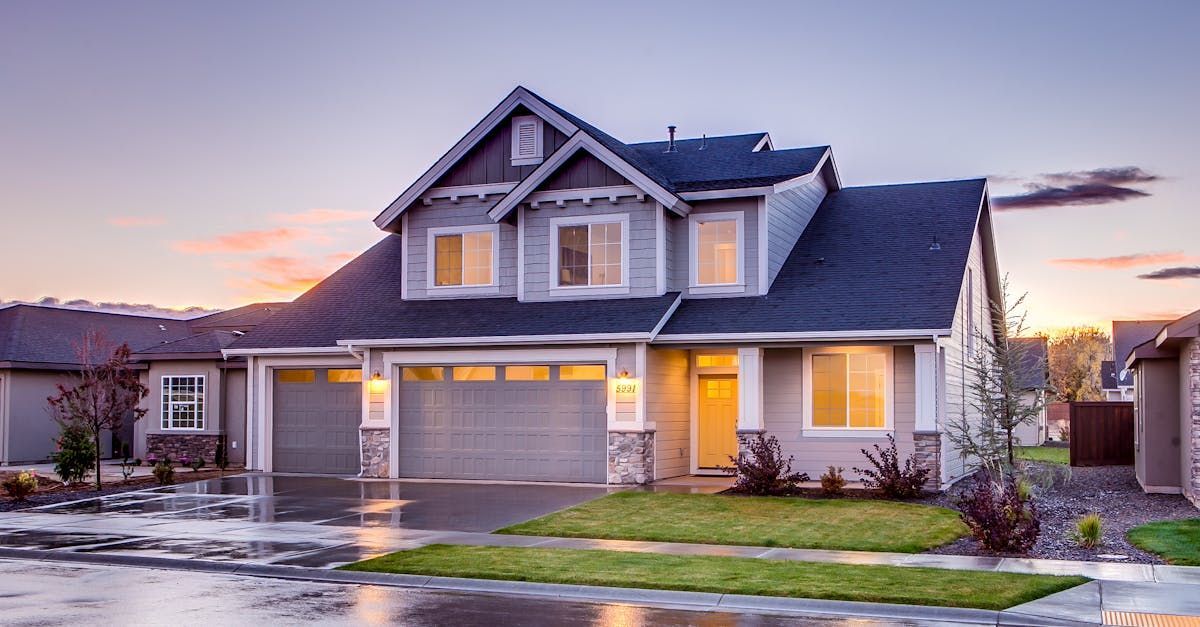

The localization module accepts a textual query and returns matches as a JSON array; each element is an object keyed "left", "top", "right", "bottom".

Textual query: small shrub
[
  {"left": 721, "top": 433, "right": 809, "bottom": 495},
  {"left": 2, "top": 471, "right": 38, "bottom": 500},
  {"left": 853, "top": 434, "right": 930, "bottom": 499},
  {"left": 1072, "top": 513, "right": 1103, "bottom": 548},
  {"left": 957, "top": 472, "right": 1040, "bottom": 553},
  {"left": 190, "top": 457, "right": 205, "bottom": 472},
  {"left": 820, "top": 466, "right": 846, "bottom": 497},
  {"left": 152, "top": 460, "right": 175, "bottom": 486},
  {"left": 133, "top": 458, "right": 142, "bottom": 466},
  {"left": 178, "top": 455, "right": 191, "bottom": 468},
  {"left": 119, "top": 458, "right": 136, "bottom": 481},
  {"left": 52, "top": 422, "right": 95, "bottom": 485},
  {"left": 1058, "top": 425, "right": 1070, "bottom": 442}
]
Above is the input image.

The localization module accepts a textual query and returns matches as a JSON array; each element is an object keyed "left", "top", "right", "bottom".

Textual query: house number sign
[{"left": 615, "top": 382, "right": 638, "bottom": 394}]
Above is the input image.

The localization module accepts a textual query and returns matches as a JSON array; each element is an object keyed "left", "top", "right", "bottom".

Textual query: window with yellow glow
[
  {"left": 696, "top": 219, "right": 739, "bottom": 285},
  {"left": 811, "top": 352, "right": 886, "bottom": 429},
  {"left": 435, "top": 231, "right": 493, "bottom": 287},
  {"left": 277, "top": 370, "right": 315, "bottom": 384},
  {"left": 402, "top": 367, "right": 444, "bottom": 381},
  {"left": 705, "top": 378, "right": 734, "bottom": 399},
  {"left": 696, "top": 354, "right": 738, "bottom": 368},
  {"left": 326, "top": 369, "right": 361, "bottom": 384},
  {"left": 505, "top": 365, "right": 550, "bottom": 381},
  {"left": 559, "top": 364, "right": 606, "bottom": 380},
  {"left": 452, "top": 366, "right": 496, "bottom": 381},
  {"left": 557, "top": 222, "right": 622, "bottom": 287}
]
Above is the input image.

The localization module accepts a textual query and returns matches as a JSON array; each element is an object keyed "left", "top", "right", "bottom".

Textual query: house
[
  {"left": 1106, "top": 320, "right": 1166, "bottom": 402},
  {"left": 1123, "top": 310, "right": 1200, "bottom": 505},
  {"left": 0, "top": 302, "right": 282, "bottom": 465},
  {"left": 1011, "top": 337, "right": 1050, "bottom": 446},
  {"left": 225, "top": 86, "right": 1002, "bottom": 489},
  {"left": 1101, "top": 361, "right": 1134, "bottom": 401}
]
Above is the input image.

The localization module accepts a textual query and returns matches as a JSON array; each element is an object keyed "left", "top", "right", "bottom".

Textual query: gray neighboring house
[
  {"left": 0, "top": 302, "right": 282, "bottom": 466},
  {"left": 1011, "top": 337, "right": 1050, "bottom": 446},
  {"left": 226, "top": 85, "right": 1003, "bottom": 489}
]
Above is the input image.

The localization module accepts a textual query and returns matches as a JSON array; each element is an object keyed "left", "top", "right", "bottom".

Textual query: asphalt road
[{"left": 0, "top": 558, "right": 918, "bottom": 626}]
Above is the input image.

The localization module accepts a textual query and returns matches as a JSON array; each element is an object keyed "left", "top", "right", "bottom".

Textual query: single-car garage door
[
  {"left": 397, "top": 364, "right": 607, "bottom": 483},
  {"left": 272, "top": 368, "right": 361, "bottom": 474}
]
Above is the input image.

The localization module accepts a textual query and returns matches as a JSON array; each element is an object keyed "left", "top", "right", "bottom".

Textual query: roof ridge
[
  {"left": 838, "top": 178, "right": 987, "bottom": 191},
  {"left": 3, "top": 302, "right": 192, "bottom": 322}
]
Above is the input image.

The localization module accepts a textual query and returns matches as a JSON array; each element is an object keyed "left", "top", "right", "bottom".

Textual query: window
[
  {"left": 806, "top": 348, "right": 891, "bottom": 432},
  {"left": 430, "top": 226, "right": 495, "bottom": 288},
  {"left": 402, "top": 367, "right": 444, "bottom": 381},
  {"left": 559, "top": 364, "right": 606, "bottom": 380},
  {"left": 689, "top": 211, "right": 744, "bottom": 290},
  {"left": 161, "top": 375, "right": 205, "bottom": 430},
  {"left": 510, "top": 115, "right": 543, "bottom": 166},
  {"left": 505, "top": 365, "right": 550, "bottom": 381},
  {"left": 553, "top": 215, "right": 626, "bottom": 288},
  {"left": 452, "top": 366, "right": 496, "bottom": 381},
  {"left": 327, "top": 369, "right": 360, "bottom": 383},
  {"left": 696, "top": 354, "right": 738, "bottom": 368},
  {"left": 277, "top": 370, "right": 314, "bottom": 383}
]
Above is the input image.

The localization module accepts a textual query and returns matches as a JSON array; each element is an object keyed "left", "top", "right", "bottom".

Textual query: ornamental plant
[
  {"left": 51, "top": 422, "right": 95, "bottom": 485},
  {"left": 820, "top": 466, "right": 846, "bottom": 497},
  {"left": 2, "top": 470, "right": 38, "bottom": 500},
  {"left": 152, "top": 459, "right": 175, "bottom": 486},
  {"left": 957, "top": 471, "right": 1040, "bottom": 553},
  {"left": 189, "top": 457, "right": 205, "bottom": 472},
  {"left": 721, "top": 433, "right": 809, "bottom": 495},
  {"left": 1072, "top": 513, "right": 1103, "bottom": 548},
  {"left": 853, "top": 434, "right": 929, "bottom": 499}
]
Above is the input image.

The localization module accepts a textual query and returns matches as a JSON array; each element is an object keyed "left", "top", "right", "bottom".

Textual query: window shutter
[{"left": 516, "top": 120, "right": 537, "bottom": 157}]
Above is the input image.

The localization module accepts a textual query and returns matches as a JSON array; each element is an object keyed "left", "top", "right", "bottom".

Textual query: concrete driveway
[{"left": 0, "top": 474, "right": 615, "bottom": 568}]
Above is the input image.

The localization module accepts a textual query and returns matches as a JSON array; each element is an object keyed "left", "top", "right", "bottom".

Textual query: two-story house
[{"left": 225, "top": 86, "right": 1001, "bottom": 489}]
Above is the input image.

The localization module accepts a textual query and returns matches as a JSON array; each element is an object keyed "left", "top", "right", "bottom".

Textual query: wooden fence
[{"left": 1069, "top": 401, "right": 1134, "bottom": 467}]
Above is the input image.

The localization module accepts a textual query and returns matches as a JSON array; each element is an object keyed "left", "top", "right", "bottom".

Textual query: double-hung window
[
  {"left": 804, "top": 347, "right": 892, "bottom": 434},
  {"left": 428, "top": 225, "right": 498, "bottom": 289},
  {"left": 162, "top": 375, "right": 204, "bottom": 430},
  {"left": 690, "top": 211, "right": 744, "bottom": 291},
  {"left": 551, "top": 214, "right": 627, "bottom": 289}
]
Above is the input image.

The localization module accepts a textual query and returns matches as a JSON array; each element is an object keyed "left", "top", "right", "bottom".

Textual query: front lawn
[
  {"left": 1016, "top": 446, "right": 1070, "bottom": 465},
  {"left": 343, "top": 544, "right": 1087, "bottom": 610},
  {"left": 1127, "top": 519, "right": 1200, "bottom": 565},
  {"left": 497, "top": 491, "right": 967, "bottom": 553}
]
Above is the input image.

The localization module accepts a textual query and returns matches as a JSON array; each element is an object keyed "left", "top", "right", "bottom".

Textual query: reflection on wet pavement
[{"left": 74, "top": 537, "right": 329, "bottom": 561}]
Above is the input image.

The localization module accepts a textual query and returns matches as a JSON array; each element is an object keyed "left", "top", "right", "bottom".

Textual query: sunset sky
[{"left": 2, "top": 1, "right": 1198, "bottom": 332}]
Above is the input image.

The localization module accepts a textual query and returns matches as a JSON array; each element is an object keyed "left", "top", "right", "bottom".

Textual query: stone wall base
[
  {"left": 608, "top": 431, "right": 654, "bottom": 484},
  {"left": 913, "top": 431, "right": 942, "bottom": 491},
  {"left": 360, "top": 428, "right": 390, "bottom": 478},
  {"left": 146, "top": 434, "right": 220, "bottom": 464},
  {"left": 1185, "top": 338, "right": 1200, "bottom": 506}
]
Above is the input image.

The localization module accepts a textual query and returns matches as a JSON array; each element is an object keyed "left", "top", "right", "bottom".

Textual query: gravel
[{"left": 924, "top": 463, "right": 1199, "bottom": 563}]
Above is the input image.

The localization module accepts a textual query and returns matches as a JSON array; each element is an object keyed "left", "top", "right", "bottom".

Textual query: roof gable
[{"left": 432, "top": 107, "right": 570, "bottom": 188}]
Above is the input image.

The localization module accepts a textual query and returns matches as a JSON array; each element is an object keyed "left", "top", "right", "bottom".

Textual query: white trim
[
  {"left": 526, "top": 185, "right": 643, "bottom": 208},
  {"left": 688, "top": 210, "right": 745, "bottom": 292},
  {"left": 374, "top": 87, "right": 578, "bottom": 229},
  {"left": 400, "top": 212, "right": 409, "bottom": 300},
  {"left": 337, "top": 333, "right": 650, "bottom": 348},
  {"left": 424, "top": 223, "right": 501, "bottom": 294},
  {"left": 801, "top": 345, "right": 894, "bottom": 437},
  {"left": 224, "top": 346, "right": 354, "bottom": 357},
  {"left": 757, "top": 195, "right": 769, "bottom": 295},
  {"left": 516, "top": 205, "right": 526, "bottom": 301},
  {"left": 655, "top": 202, "right": 666, "bottom": 295},
  {"left": 737, "top": 347, "right": 764, "bottom": 431},
  {"left": 421, "top": 182, "right": 517, "bottom": 205},
  {"left": 635, "top": 342, "right": 648, "bottom": 429},
  {"left": 653, "top": 329, "right": 953, "bottom": 344},
  {"left": 771, "top": 149, "right": 835, "bottom": 194},
  {"left": 679, "top": 186, "right": 774, "bottom": 201},
  {"left": 649, "top": 294, "right": 683, "bottom": 340},
  {"left": 510, "top": 115, "right": 544, "bottom": 167},
  {"left": 159, "top": 374, "right": 207, "bottom": 431},
  {"left": 488, "top": 132, "right": 690, "bottom": 222},
  {"left": 548, "top": 212, "right": 630, "bottom": 293},
  {"left": 752, "top": 133, "right": 774, "bottom": 152},
  {"left": 914, "top": 344, "right": 938, "bottom": 432}
]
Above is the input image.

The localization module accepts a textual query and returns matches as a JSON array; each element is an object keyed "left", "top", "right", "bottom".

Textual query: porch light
[
  {"left": 617, "top": 368, "right": 630, "bottom": 379},
  {"left": 368, "top": 370, "right": 388, "bottom": 394}
]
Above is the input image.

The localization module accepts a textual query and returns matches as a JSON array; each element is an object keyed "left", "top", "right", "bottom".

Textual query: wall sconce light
[
  {"left": 617, "top": 368, "right": 630, "bottom": 379},
  {"left": 368, "top": 370, "right": 387, "bottom": 394},
  {"left": 371, "top": 370, "right": 382, "bottom": 381}
]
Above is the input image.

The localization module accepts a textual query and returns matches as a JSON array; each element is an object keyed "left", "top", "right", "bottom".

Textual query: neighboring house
[
  {"left": 225, "top": 86, "right": 1002, "bottom": 489},
  {"left": 1107, "top": 320, "right": 1166, "bottom": 402},
  {"left": 1011, "top": 337, "right": 1050, "bottom": 446},
  {"left": 0, "top": 302, "right": 282, "bottom": 465},
  {"left": 1101, "top": 361, "right": 1134, "bottom": 402},
  {"left": 1124, "top": 310, "right": 1200, "bottom": 506}
]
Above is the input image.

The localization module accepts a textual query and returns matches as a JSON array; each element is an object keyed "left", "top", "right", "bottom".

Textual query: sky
[{"left": 1, "top": 0, "right": 1198, "bottom": 332}]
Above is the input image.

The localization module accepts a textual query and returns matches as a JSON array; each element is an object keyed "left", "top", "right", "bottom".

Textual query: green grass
[
  {"left": 1016, "top": 446, "right": 1070, "bottom": 465},
  {"left": 1127, "top": 519, "right": 1200, "bottom": 565},
  {"left": 497, "top": 491, "right": 967, "bottom": 553},
  {"left": 342, "top": 544, "right": 1087, "bottom": 610}
]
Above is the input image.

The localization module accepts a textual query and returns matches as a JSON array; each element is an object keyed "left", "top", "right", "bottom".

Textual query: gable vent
[{"left": 511, "top": 115, "right": 544, "bottom": 166}]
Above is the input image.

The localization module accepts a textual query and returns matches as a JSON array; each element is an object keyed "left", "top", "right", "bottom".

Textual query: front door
[{"left": 698, "top": 375, "right": 739, "bottom": 468}]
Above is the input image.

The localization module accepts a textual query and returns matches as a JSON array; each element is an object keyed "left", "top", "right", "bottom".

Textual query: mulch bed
[{"left": 0, "top": 469, "right": 234, "bottom": 513}]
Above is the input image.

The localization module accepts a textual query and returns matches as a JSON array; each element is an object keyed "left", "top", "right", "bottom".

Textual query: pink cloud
[
  {"left": 272, "top": 208, "right": 372, "bottom": 225},
  {"left": 1049, "top": 251, "right": 1195, "bottom": 269},
  {"left": 172, "top": 228, "right": 309, "bottom": 255},
  {"left": 227, "top": 253, "right": 355, "bottom": 299},
  {"left": 108, "top": 215, "right": 166, "bottom": 227}
]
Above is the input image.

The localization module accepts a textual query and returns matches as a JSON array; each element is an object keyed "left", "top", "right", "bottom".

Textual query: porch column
[
  {"left": 913, "top": 343, "right": 942, "bottom": 490},
  {"left": 737, "top": 347, "right": 765, "bottom": 432}
]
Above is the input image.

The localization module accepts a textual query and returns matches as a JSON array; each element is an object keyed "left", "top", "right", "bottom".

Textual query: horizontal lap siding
[
  {"left": 647, "top": 347, "right": 690, "bottom": 479},
  {"left": 672, "top": 197, "right": 760, "bottom": 297},
  {"left": 766, "top": 177, "right": 826, "bottom": 288},
  {"left": 941, "top": 228, "right": 992, "bottom": 484},
  {"left": 763, "top": 346, "right": 916, "bottom": 480},
  {"left": 405, "top": 199, "right": 518, "bottom": 299}
]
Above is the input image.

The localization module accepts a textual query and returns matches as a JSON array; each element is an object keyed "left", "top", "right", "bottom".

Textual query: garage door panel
[{"left": 272, "top": 368, "right": 361, "bottom": 474}]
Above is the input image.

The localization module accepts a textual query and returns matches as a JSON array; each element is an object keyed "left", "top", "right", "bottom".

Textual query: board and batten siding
[
  {"left": 433, "top": 110, "right": 569, "bottom": 187},
  {"left": 765, "top": 176, "right": 827, "bottom": 288},
  {"left": 539, "top": 152, "right": 630, "bottom": 190},
  {"left": 404, "top": 198, "right": 518, "bottom": 299},
  {"left": 669, "top": 197, "right": 760, "bottom": 297},
  {"left": 646, "top": 347, "right": 690, "bottom": 479},
  {"left": 762, "top": 346, "right": 917, "bottom": 480}
]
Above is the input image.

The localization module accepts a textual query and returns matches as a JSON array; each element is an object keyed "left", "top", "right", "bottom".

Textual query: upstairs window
[
  {"left": 690, "top": 211, "right": 744, "bottom": 289},
  {"left": 162, "top": 375, "right": 205, "bottom": 430},
  {"left": 510, "top": 115, "right": 543, "bottom": 166},
  {"left": 552, "top": 214, "right": 627, "bottom": 289},
  {"left": 429, "top": 225, "right": 497, "bottom": 288}
]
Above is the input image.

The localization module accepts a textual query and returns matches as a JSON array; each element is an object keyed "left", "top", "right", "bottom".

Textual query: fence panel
[{"left": 1069, "top": 402, "right": 1134, "bottom": 467}]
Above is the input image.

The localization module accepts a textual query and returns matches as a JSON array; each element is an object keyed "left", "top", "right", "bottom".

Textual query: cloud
[
  {"left": 272, "top": 208, "right": 372, "bottom": 225},
  {"left": 227, "top": 253, "right": 355, "bottom": 298},
  {"left": 1050, "top": 251, "right": 1195, "bottom": 269},
  {"left": 992, "top": 166, "right": 1159, "bottom": 210},
  {"left": 108, "top": 215, "right": 166, "bottom": 227},
  {"left": 0, "top": 297, "right": 216, "bottom": 318},
  {"left": 1137, "top": 267, "right": 1200, "bottom": 280},
  {"left": 172, "top": 228, "right": 309, "bottom": 254}
]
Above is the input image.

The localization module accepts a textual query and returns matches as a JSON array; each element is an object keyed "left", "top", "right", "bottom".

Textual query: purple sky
[{"left": 2, "top": 1, "right": 1198, "bottom": 331}]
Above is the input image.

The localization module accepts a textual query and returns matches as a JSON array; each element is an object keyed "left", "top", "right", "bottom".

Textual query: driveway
[{"left": 0, "top": 474, "right": 615, "bottom": 567}]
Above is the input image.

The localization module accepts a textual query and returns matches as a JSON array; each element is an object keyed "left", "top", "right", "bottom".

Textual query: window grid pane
[
  {"left": 462, "top": 231, "right": 493, "bottom": 286},
  {"left": 434, "top": 234, "right": 464, "bottom": 286},
  {"left": 696, "top": 219, "right": 738, "bottom": 285},
  {"left": 848, "top": 353, "right": 886, "bottom": 428},
  {"left": 589, "top": 222, "right": 622, "bottom": 286},
  {"left": 811, "top": 354, "right": 848, "bottom": 427},
  {"left": 558, "top": 225, "right": 589, "bottom": 286},
  {"left": 559, "top": 364, "right": 606, "bottom": 380},
  {"left": 505, "top": 365, "right": 550, "bottom": 381}
]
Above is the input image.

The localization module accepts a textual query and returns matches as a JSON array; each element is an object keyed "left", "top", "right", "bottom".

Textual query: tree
[
  {"left": 47, "top": 332, "right": 149, "bottom": 490},
  {"left": 1048, "top": 326, "right": 1110, "bottom": 402},
  {"left": 947, "top": 278, "right": 1046, "bottom": 470}
]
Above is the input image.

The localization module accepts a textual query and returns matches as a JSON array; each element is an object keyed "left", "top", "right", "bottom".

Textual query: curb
[{"left": 0, "top": 547, "right": 1006, "bottom": 624}]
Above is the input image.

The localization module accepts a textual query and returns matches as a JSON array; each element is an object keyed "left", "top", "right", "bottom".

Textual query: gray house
[{"left": 226, "top": 86, "right": 1002, "bottom": 488}]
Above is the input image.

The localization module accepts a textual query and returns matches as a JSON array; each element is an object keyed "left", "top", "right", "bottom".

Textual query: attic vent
[{"left": 511, "top": 115, "right": 543, "bottom": 166}]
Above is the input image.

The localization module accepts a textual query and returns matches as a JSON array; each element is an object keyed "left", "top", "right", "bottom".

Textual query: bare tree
[
  {"left": 47, "top": 332, "right": 148, "bottom": 490},
  {"left": 947, "top": 278, "right": 1046, "bottom": 471}
]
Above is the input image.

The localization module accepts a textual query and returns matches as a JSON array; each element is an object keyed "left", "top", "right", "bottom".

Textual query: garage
[
  {"left": 396, "top": 364, "right": 608, "bottom": 483},
  {"left": 272, "top": 367, "right": 361, "bottom": 474}
]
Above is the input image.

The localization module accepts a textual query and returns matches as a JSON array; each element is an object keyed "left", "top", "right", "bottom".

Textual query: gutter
[{"left": 651, "top": 329, "right": 953, "bottom": 345}]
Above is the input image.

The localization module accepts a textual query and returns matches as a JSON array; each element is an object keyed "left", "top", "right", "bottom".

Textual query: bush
[
  {"left": 2, "top": 471, "right": 38, "bottom": 500},
  {"left": 853, "top": 434, "right": 930, "bottom": 499},
  {"left": 215, "top": 435, "right": 229, "bottom": 472},
  {"left": 52, "top": 422, "right": 95, "bottom": 485},
  {"left": 820, "top": 466, "right": 846, "bottom": 497},
  {"left": 721, "top": 433, "right": 809, "bottom": 495},
  {"left": 152, "top": 459, "right": 175, "bottom": 486},
  {"left": 1072, "top": 513, "right": 1103, "bottom": 548},
  {"left": 190, "top": 457, "right": 205, "bottom": 472},
  {"left": 957, "top": 472, "right": 1040, "bottom": 553},
  {"left": 1057, "top": 425, "right": 1070, "bottom": 442}
]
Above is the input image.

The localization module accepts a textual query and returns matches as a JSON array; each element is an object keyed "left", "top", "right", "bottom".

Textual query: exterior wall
[
  {"left": 1183, "top": 339, "right": 1200, "bottom": 504},
  {"left": 1133, "top": 358, "right": 1182, "bottom": 492},
  {"left": 669, "top": 197, "right": 761, "bottom": 297},
  {"left": 360, "top": 427, "right": 389, "bottom": 478},
  {"left": 433, "top": 109, "right": 568, "bottom": 187},
  {"left": 608, "top": 431, "right": 654, "bottom": 484},
  {"left": 540, "top": 152, "right": 629, "bottom": 190},
  {"left": 145, "top": 433, "right": 220, "bottom": 463},
  {"left": 1012, "top": 390, "right": 1046, "bottom": 445},
  {"left": 138, "top": 360, "right": 225, "bottom": 452},
  {"left": 1, "top": 370, "right": 74, "bottom": 463},
  {"left": 646, "top": 347, "right": 689, "bottom": 480},
  {"left": 222, "top": 368, "right": 247, "bottom": 464},
  {"left": 765, "top": 176, "right": 827, "bottom": 288},
  {"left": 522, "top": 197, "right": 658, "bottom": 301},
  {"left": 404, "top": 197, "right": 518, "bottom": 300},
  {"left": 761, "top": 345, "right": 917, "bottom": 481}
]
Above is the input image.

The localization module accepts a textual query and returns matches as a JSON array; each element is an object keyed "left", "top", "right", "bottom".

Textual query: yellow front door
[{"left": 698, "top": 375, "right": 739, "bottom": 468}]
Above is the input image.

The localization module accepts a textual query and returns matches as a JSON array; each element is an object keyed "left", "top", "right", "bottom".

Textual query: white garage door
[
  {"left": 272, "top": 368, "right": 361, "bottom": 474},
  {"left": 396, "top": 364, "right": 607, "bottom": 483}
]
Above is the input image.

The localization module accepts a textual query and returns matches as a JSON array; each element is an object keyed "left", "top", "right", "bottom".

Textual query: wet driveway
[{"left": 0, "top": 474, "right": 614, "bottom": 568}]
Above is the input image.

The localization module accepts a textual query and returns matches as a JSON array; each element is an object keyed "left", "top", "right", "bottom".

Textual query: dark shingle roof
[
  {"left": 1012, "top": 337, "right": 1048, "bottom": 390},
  {"left": 0, "top": 305, "right": 193, "bottom": 367},
  {"left": 133, "top": 330, "right": 242, "bottom": 358},
  {"left": 661, "top": 179, "right": 987, "bottom": 335},
  {"left": 228, "top": 236, "right": 680, "bottom": 350},
  {"left": 188, "top": 302, "right": 286, "bottom": 331},
  {"left": 1112, "top": 319, "right": 1169, "bottom": 366}
]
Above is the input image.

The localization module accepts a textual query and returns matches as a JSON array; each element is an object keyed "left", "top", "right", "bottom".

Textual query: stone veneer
[
  {"left": 608, "top": 431, "right": 654, "bottom": 484},
  {"left": 912, "top": 431, "right": 942, "bottom": 491},
  {"left": 146, "top": 434, "right": 220, "bottom": 463},
  {"left": 1185, "top": 338, "right": 1200, "bottom": 506},
  {"left": 360, "top": 428, "right": 390, "bottom": 478}
]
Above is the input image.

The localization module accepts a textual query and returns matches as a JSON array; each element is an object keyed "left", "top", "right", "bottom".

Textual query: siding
[
  {"left": 763, "top": 346, "right": 917, "bottom": 480},
  {"left": 669, "top": 197, "right": 761, "bottom": 297},
  {"left": 434, "top": 109, "right": 569, "bottom": 187},
  {"left": 540, "top": 152, "right": 629, "bottom": 190},
  {"left": 522, "top": 197, "right": 658, "bottom": 301},
  {"left": 647, "top": 347, "right": 690, "bottom": 479},
  {"left": 404, "top": 198, "right": 518, "bottom": 299},
  {"left": 136, "top": 360, "right": 227, "bottom": 458},
  {"left": 765, "top": 176, "right": 827, "bottom": 288},
  {"left": 3, "top": 370, "right": 72, "bottom": 463}
]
